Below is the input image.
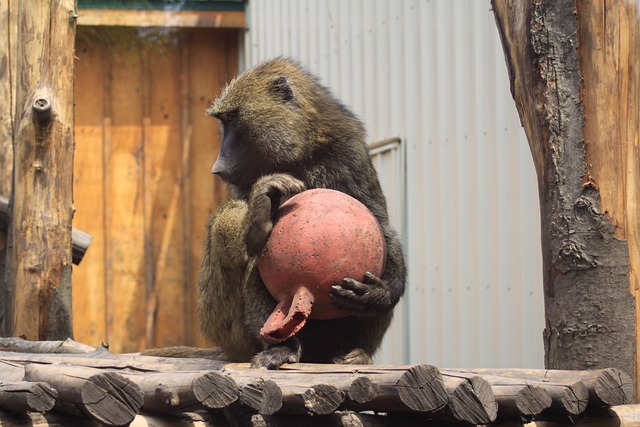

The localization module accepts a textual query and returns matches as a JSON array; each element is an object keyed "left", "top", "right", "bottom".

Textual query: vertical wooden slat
[
  {"left": 145, "top": 36, "right": 186, "bottom": 348},
  {"left": 72, "top": 33, "right": 107, "bottom": 346},
  {"left": 106, "top": 34, "right": 146, "bottom": 353},
  {"left": 71, "top": 27, "right": 239, "bottom": 351},
  {"left": 180, "top": 35, "right": 195, "bottom": 346},
  {"left": 0, "top": 0, "right": 18, "bottom": 337}
]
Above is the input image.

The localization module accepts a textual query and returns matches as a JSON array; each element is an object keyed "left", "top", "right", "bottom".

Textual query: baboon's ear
[{"left": 271, "top": 76, "right": 294, "bottom": 102}]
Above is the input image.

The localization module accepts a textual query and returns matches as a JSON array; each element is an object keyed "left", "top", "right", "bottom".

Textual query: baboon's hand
[
  {"left": 251, "top": 340, "right": 302, "bottom": 369},
  {"left": 330, "top": 272, "right": 394, "bottom": 315},
  {"left": 244, "top": 174, "right": 306, "bottom": 257}
]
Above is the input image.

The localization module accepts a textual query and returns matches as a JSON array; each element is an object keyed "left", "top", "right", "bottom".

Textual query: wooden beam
[
  {"left": 77, "top": 9, "right": 245, "bottom": 28},
  {"left": 11, "top": 0, "right": 77, "bottom": 341},
  {"left": 491, "top": 0, "right": 639, "bottom": 395}
]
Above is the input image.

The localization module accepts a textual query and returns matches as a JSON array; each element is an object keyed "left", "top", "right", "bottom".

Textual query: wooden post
[
  {"left": 491, "top": 0, "right": 640, "bottom": 396},
  {"left": 0, "top": 0, "right": 18, "bottom": 337},
  {"left": 11, "top": 0, "right": 77, "bottom": 340}
]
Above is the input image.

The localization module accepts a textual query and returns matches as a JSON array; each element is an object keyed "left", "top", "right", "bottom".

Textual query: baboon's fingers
[
  {"left": 245, "top": 194, "right": 273, "bottom": 256},
  {"left": 331, "top": 279, "right": 393, "bottom": 315}
]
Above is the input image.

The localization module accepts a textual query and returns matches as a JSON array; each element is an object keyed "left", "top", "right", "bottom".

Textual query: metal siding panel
[{"left": 242, "top": 0, "right": 544, "bottom": 369}]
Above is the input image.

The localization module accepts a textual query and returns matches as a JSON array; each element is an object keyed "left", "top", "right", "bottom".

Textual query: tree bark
[
  {"left": 492, "top": 0, "right": 639, "bottom": 396},
  {"left": 10, "top": 0, "right": 77, "bottom": 340},
  {"left": 0, "top": 0, "right": 18, "bottom": 338}
]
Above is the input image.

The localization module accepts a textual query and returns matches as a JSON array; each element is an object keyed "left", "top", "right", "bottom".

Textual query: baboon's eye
[{"left": 222, "top": 112, "right": 236, "bottom": 123}]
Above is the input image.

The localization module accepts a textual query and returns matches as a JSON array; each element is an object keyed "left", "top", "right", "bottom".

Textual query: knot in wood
[
  {"left": 32, "top": 98, "right": 53, "bottom": 126},
  {"left": 556, "top": 240, "right": 597, "bottom": 272}
]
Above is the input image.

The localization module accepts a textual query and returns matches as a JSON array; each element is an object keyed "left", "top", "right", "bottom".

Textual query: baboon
[{"left": 148, "top": 58, "right": 406, "bottom": 369}]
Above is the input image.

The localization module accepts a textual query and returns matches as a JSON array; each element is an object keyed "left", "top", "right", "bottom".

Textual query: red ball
[{"left": 257, "top": 189, "right": 386, "bottom": 343}]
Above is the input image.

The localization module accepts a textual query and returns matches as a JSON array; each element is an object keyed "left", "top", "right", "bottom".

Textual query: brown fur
[{"left": 147, "top": 58, "right": 406, "bottom": 368}]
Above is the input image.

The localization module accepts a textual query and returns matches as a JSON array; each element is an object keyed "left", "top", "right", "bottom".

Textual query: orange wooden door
[{"left": 73, "top": 27, "right": 236, "bottom": 353}]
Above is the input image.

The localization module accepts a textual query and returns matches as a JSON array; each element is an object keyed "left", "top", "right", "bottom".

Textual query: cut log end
[
  {"left": 81, "top": 372, "right": 143, "bottom": 426},
  {"left": 560, "top": 382, "right": 589, "bottom": 415},
  {"left": 516, "top": 385, "right": 553, "bottom": 416},
  {"left": 302, "top": 384, "right": 344, "bottom": 415},
  {"left": 593, "top": 368, "right": 634, "bottom": 406},
  {"left": 192, "top": 371, "right": 239, "bottom": 410},
  {"left": 396, "top": 364, "right": 447, "bottom": 413},
  {"left": 26, "top": 383, "right": 58, "bottom": 412},
  {"left": 448, "top": 376, "right": 498, "bottom": 424},
  {"left": 348, "top": 376, "right": 381, "bottom": 403},
  {"left": 238, "top": 378, "right": 283, "bottom": 415}
]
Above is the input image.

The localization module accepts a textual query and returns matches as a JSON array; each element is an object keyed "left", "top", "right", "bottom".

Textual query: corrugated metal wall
[{"left": 242, "top": 0, "right": 545, "bottom": 368}]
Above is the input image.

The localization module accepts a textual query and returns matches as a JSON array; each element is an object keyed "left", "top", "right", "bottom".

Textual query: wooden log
[
  {"left": 436, "top": 374, "right": 497, "bottom": 424},
  {"left": 234, "top": 377, "right": 283, "bottom": 415},
  {"left": 249, "top": 411, "right": 437, "bottom": 427},
  {"left": 0, "top": 409, "right": 230, "bottom": 427},
  {"left": 0, "top": 360, "right": 25, "bottom": 382},
  {"left": 0, "top": 337, "right": 95, "bottom": 353},
  {"left": 538, "top": 368, "right": 632, "bottom": 407},
  {"left": 225, "top": 363, "right": 448, "bottom": 414},
  {"left": 491, "top": 0, "right": 640, "bottom": 395},
  {"left": 471, "top": 376, "right": 552, "bottom": 419},
  {"left": 452, "top": 368, "right": 632, "bottom": 407},
  {"left": 120, "top": 371, "right": 240, "bottom": 413},
  {"left": 0, "top": 349, "right": 227, "bottom": 372},
  {"left": 24, "top": 364, "right": 143, "bottom": 426},
  {"left": 11, "top": 0, "right": 77, "bottom": 341},
  {"left": 0, "top": 381, "right": 57, "bottom": 413},
  {"left": 0, "top": 0, "right": 18, "bottom": 339}
]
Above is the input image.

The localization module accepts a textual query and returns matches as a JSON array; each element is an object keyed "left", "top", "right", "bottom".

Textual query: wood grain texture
[
  {"left": 105, "top": 31, "right": 146, "bottom": 354},
  {"left": 491, "top": 0, "right": 638, "bottom": 393},
  {"left": 575, "top": 0, "right": 640, "bottom": 400},
  {"left": 72, "top": 32, "right": 107, "bottom": 347},
  {"left": 78, "top": 9, "right": 245, "bottom": 29},
  {"left": 11, "top": 0, "right": 76, "bottom": 340},
  {"left": 0, "top": 1, "right": 17, "bottom": 333},
  {"left": 71, "top": 28, "right": 237, "bottom": 352}
]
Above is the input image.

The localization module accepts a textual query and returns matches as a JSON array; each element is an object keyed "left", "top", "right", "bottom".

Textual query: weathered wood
[
  {"left": 436, "top": 374, "right": 497, "bottom": 424},
  {"left": 106, "top": 36, "right": 146, "bottom": 354},
  {"left": 249, "top": 406, "right": 640, "bottom": 427},
  {"left": 143, "top": 43, "right": 187, "bottom": 349},
  {"left": 0, "top": 0, "right": 17, "bottom": 340},
  {"left": 454, "top": 368, "right": 633, "bottom": 407},
  {"left": 454, "top": 374, "right": 553, "bottom": 418},
  {"left": 0, "top": 198, "right": 91, "bottom": 264},
  {"left": 11, "top": 0, "right": 77, "bottom": 341},
  {"left": 71, "top": 33, "right": 108, "bottom": 348},
  {"left": 226, "top": 363, "right": 448, "bottom": 415},
  {"left": 0, "top": 360, "right": 25, "bottom": 382},
  {"left": 234, "top": 378, "right": 283, "bottom": 415},
  {"left": 491, "top": 0, "right": 639, "bottom": 394},
  {"left": 0, "top": 349, "right": 227, "bottom": 372},
  {"left": 0, "top": 381, "right": 57, "bottom": 413},
  {"left": 249, "top": 412, "right": 437, "bottom": 427},
  {"left": 120, "top": 371, "right": 240, "bottom": 413},
  {"left": 24, "top": 364, "right": 143, "bottom": 426},
  {"left": 491, "top": 383, "right": 551, "bottom": 419},
  {"left": 0, "top": 409, "right": 230, "bottom": 427},
  {"left": 0, "top": 337, "right": 94, "bottom": 354},
  {"left": 78, "top": 9, "right": 245, "bottom": 28}
]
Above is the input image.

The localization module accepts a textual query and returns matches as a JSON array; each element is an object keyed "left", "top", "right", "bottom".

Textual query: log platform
[{"left": 0, "top": 338, "right": 636, "bottom": 426}]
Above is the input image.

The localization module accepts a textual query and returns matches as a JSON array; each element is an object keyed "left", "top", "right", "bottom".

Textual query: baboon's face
[{"left": 211, "top": 110, "right": 255, "bottom": 185}]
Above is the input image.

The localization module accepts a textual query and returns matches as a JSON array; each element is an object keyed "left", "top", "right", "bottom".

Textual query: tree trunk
[
  {"left": 0, "top": 0, "right": 18, "bottom": 337},
  {"left": 491, "top": 0, "right": 640, "bottom": 397},
  {"left": 10, "top": 0, "right": 77, "bottom": 340}
]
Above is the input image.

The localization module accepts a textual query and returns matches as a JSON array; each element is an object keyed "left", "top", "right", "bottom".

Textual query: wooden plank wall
[{"left": 73, "top": 27, "right": 237, "bottom": 353}]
